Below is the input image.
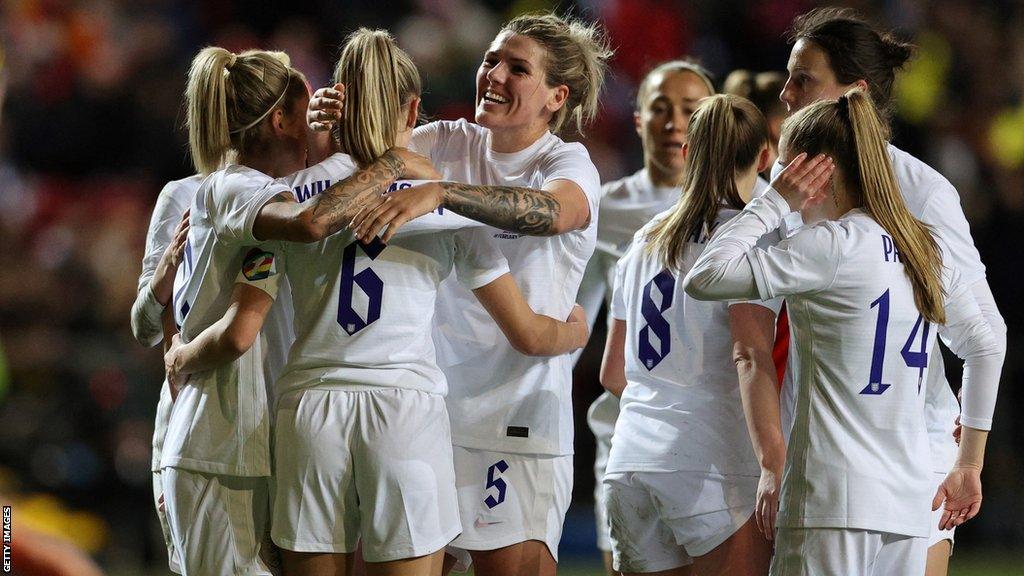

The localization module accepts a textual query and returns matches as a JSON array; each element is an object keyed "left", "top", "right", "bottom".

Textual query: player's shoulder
[
  {"left": 600, "top": 170, "right": 645, "bottom": 202},
  {"left": 887, "top": 144, "right": 957, "bottom": 207},
  {"left": 161, "top": 173, "right": 205, "bottom": 198},
  {"left": 279, "top": 153, "right": 357, "bottom": 186}
]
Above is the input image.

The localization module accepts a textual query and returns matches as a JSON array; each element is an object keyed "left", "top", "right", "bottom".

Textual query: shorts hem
[
  {"left": 451, "top": 531, "right": 559, "bottom": 562},
  {"left": 676, "top": 506, "right": 754, "bottom": 557},
  {"left": 362, "top": 527, "right": 462, "bottom": 563},
  {"left": 615, "top": 556, "right": 692, "bottom": 573},
  {"left": 270, "top": 534, "right": 357, "bottom": 555}
]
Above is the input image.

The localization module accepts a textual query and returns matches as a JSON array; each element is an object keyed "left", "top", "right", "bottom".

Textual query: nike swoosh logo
[{"left": 473, "top": 519, "right": 503, "bottom": 529}]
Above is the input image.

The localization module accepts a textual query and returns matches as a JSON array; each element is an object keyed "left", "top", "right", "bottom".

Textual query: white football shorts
[
  {"left": 271, "top": 387, "right": 461, "bottom": 562},
  {"left": 603, "top": 470, "right": 758, "bottom": 573},
  {"left": 770, "top": 527, "right": 927, "bottom": 576},
  {"left": 447, "top": 446, "right": 573, "bottom": 567},
  {"left": 161, "top": 467, "right": 274, "bottom": 576}
]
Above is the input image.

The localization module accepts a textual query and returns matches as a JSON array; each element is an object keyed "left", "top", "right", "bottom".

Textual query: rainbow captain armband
[{"left": 236, "top": 247, "right": 280, "bottom": 298}]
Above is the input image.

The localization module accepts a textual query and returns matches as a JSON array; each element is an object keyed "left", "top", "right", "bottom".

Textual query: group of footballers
[{"left": 129, "top": 6, "right": 1005, "bottom": 576}]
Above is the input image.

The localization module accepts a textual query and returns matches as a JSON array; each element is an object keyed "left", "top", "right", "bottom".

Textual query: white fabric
[
  {"left": 685, "top": 188, "right": 1001, "bottom": 537},
  {"left": 586, "top": 391, "right": 619, "bottom": 552},
  {"left": 448, "top": 446, "right": 573, "bottom": 560},
  {"left": 263, "top": 171, "right": 510, "bottom": 397},
  {"left": 412, "top": 118, "right": 602, "bottom": 455},
  {"left": 770, "top": 527, "right": 927, "bottom": 576},
  {"left": 271, "top": 387, "right": 461, "bottom": 561},
  {"left": 605, "top": 208, "right": 771, "bottom": 476},
  {"left": 162, "top": 467, "right": 273, "bottom": 576},
  {"left": 151, "top": 468, "right": 182, "bottom": 574},
  {"left": 770, "top": 145, "right": 1000, "bottom": 473},
  {"left": 132, "top": 175, "right": 204, "bottom": 347},
  {"left": 604, "top": 470, "right": 757, "bottom": 570},
  {"left": 161, "top": 165, "right": 290, "bottom": 477}
]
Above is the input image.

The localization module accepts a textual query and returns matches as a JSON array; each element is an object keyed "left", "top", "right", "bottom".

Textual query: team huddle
[{"left": 130, "top": 7, "right": 1005, "bottom": 576}]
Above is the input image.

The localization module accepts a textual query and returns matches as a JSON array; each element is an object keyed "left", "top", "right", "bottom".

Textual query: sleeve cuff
[
  {"left": 958, "top": 416, "right": 992, "bottom": 431},
  {"left": 461, "top": 265, "right": 511, "bottom": 291}
]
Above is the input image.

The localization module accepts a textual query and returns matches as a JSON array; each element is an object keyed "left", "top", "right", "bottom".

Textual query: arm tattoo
[
  {"left": 439, "top": 182, "right": 562, "bottom": 236},
  {"left": 308, "top": 151, "right": 404, "bottom": 236}
]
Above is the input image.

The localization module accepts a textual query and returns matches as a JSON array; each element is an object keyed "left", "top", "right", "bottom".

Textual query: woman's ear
[
  {"left": 756, "top": 144, "right": 771, "bottom": 173},
  {"left": 405, "top": 96, "right": 421, "bottom": 130},
  {"left": 681, "top": 142, "right": 690, "bottom": 163},
  {"left": 546, "top": 85, "right": 569, "bottom": 114}
]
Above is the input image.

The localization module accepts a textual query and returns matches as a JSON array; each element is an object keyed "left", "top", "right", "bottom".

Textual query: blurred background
[{"left": 0, "top": 0, "right": 1021, "bottom": 574}]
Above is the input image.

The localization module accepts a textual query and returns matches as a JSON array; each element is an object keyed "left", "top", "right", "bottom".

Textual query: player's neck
[
  {"left": 238, "top": 148, "right": 305, "bottom": 179},
  {"left": 645, "top": 160, "right": 684, "bottom": 189},
  {"left": 488, "top": 122, "right": 549, "bottom": 154}
]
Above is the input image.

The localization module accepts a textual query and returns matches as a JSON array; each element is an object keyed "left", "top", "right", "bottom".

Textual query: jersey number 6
[{"left": 338, "top": 238, "right": 386, "bottom": 335}]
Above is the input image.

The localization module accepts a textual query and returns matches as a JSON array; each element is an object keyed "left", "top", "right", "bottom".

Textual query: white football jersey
[
  {"left": 605, "top": 208, "right": 764, "bottom": 476},
  {"left": 266, "top": 159, "right": 510, "bottom": 397},
  {"left": 771, "top": 144, "right": 989, "bottom": 472},
  {"left": 161, "top": 165, "right": 292, "bottom": 477},
  {"left": 412, "top": 118, "right": 602, "bottom": 455},
  {"left": 732, "top": 192, "right": 985, "bottom": 537},
  {"left": 134, "top": 175, "right": 203, "bottom": 473}
]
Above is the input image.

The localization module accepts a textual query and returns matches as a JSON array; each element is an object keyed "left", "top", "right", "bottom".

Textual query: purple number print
[
  {"left": 638, "top": 269, "right": 675, "bottom": 371},
  {"left": 338, "top": 238, "right": 386, "bottom": 335},
  {"left": 862, "top": 288, "right": 932, "bottom": 396},
  {"left": 484, "top": 460, "right": 509, "bottom": 509}
]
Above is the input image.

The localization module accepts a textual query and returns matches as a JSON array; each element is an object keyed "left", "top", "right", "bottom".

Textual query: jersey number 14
[{"left": 864, "top": 288, "right": 931, "bottom": 395}]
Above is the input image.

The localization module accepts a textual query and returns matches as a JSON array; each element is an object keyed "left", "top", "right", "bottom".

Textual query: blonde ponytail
[
  {"left": 645, "top": 94, "right": 768, "bottom": 270},
  {"left": 843, "top": 90, "right": 945, "bottom": 323},
  {"left": 333, "top": 29, "right": 422, "bottom": 167},
  {"left": 186, "top": 47, "right": 307, "bottom": 174}
]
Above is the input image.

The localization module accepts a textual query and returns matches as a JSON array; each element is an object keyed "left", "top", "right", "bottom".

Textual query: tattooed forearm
[
  {"left": 308, "top": 151, "right": 404, "bottom": 236},
  {"left": 439, "top": 182, "right": 562, "bottom": 236}
]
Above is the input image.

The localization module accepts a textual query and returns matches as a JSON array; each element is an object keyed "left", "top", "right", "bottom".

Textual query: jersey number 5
[
  {"left": 484, "top": 460, "right": 509, "bottom": 509},
  {"left": 638, "top": 269, "right": 675, "bottom": 371},
  {"left": 864, "top": 289, "right": 931, "bottom": 395},
  {"left": 338, "top": 238, "right": 386, "bottom": 335}
]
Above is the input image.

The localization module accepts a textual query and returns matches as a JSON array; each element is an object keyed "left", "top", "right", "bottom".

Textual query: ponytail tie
[{"left": 227, "top": 53, "right": 238, "bottom": 69}]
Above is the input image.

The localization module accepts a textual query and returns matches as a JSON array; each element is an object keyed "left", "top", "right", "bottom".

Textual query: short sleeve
[
  {"left": 210, "top": 171, "right": 290, "bottom": 245},
  {"left": 917, "top": 181, "right": 986, "bottom": 286},
  {"left": 540, "top": 143, "right": 602, "bottom": 224},
  {"left": 453, "top": 227, "right": 511, "bottom": 289},
  {"left": 410, "top": 121, "right": 443, "bottom": 159},
  {"left": 234, "top": 244, "right": 284, "bottom": 299},
  {"left": 609, "top": 257, "right": 628, "bottom": 321},
  {"left": 748, "top": 223, "right": 843, "bottom": 300}
]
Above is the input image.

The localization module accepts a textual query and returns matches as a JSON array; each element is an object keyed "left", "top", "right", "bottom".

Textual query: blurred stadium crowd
[{"left": 0, "top": 0, "right": 1022, "bottom": 570}]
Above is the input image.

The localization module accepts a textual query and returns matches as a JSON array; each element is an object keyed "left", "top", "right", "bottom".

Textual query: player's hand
[
  {"left": 307, "top": 83, "right": 344, "bottom": 131},
  {"left": 932, "top": 465, "right": 983, "bottom": 530},
  {"left": 952, "top": 414, "right": 962, "bottom": 445},
  {"left": 164, "top": 334, "right": 189, "bottom": 400},
  {"left": 769, "top": 152, "right": 834, "bottom": 212},
  {"left": 755, "top": 465, "right": 782, "bottom": 540},
  {"left": 352, "top": 181, "right": 443, "bottom": 243},
  {"left": 152, "top": 210, "right": 190, "bottom": 306},
  {"left": 567, "top": 304, "right": 590, "bottom": 349}
]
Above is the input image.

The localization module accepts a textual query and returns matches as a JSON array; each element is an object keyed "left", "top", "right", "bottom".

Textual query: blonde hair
[
  {"left": 645, "top": 94, "right": 768, "bottom": 271},
  {"left": 636, "top": 60, "right": 716, "bottom": 111},
  {"left": 780, "top": 89, "right": 945, "bottom": 323},
  {"left": 501, "top": 13, "right": 614, "bottom": 135},
  {"left": 333, "top": 29, "right": 422, "bottom": 167},
  {"left": 186, "top": 47, "right": 308, "bottom": 175}
]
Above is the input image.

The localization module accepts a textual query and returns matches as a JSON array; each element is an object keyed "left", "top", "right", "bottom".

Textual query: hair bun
[{"left": 881, "top": 34, "right": 914, "bottom": 67}]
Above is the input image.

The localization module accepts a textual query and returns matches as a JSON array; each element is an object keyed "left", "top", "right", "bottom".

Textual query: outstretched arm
[
  {"left": 253, "top": 148, "right": 439, "bottom": 243},
  {"left": 352, "top": 178, "right": 592, "bottom": 243},
  {"left": 472, "top": 273, "right": 589, "bottom": 356}
]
